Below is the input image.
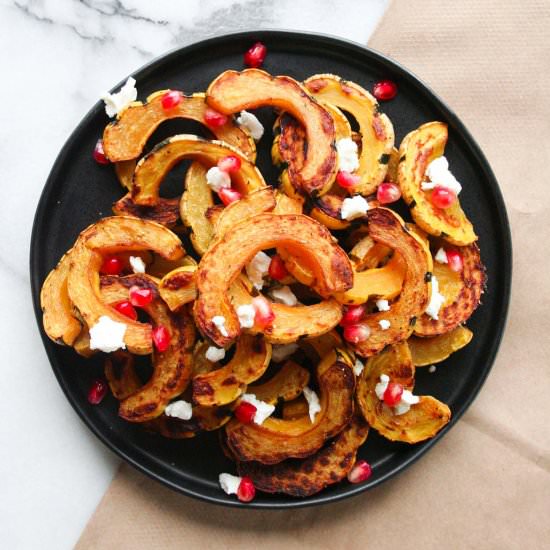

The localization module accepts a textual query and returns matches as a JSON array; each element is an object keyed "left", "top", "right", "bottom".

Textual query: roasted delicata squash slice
[
  {"left": 132, "top": 135, "right": 265, "bottom": 206},
  {"left": 100, "top": 274, "right": 195, "bottom": 422},
  {"left": 159, "top": 265, "right": 197, "bottom": 312},
  {"left": 238, "top": 415, "right": 369, "bottom": 497},
  {"left": 348, "top": 235, "right": 392, "bottom": 271},
  {"left": 356, "top": 341, "right": 451, "bottom": 443},
  {"left": 301, "top": 330, "right": 343, "bottom": 361},
  {"left": 398, "top": 121, "right": 477, "bottom": 245},
  {"left": 304, "top": 74, "right": 395, "bottom": 195},
  {"left": 145, "top": 253, "right": 196, "bottom": 279},
  {"left": 415, "top": 243, "right": 485, "bottom": 336},
  {"left": 192, "top": 334, "right": 272, "bottom": 407},
  {"left": 348, "top": 208, "right": 432, "bottom": 358},
  {"left": 225, "top": 349, "right": 355, "bottom": 464},
  {"left": 67, "top": 217, "right": 184, "bottom": 355},
  {"left": 194, "top": 213, "right": 352, "bottom": 347},
  {"left": 104, "top": 351, "right": 142, "bottom": 400},
  {"left": 408, "top": 325, "right": 473, "bottom": 366},
  {"left": 281, "top": 397, "right": 310, "bottom": 420},
  {"left": 248, "top": 360, "right": 310, "bottom": 404},
  {"left": 207, "top": 69, "right": 337, "bottom": 197},
  {"left": 112, "top": 194, "right": 181, "bottom": 229}
]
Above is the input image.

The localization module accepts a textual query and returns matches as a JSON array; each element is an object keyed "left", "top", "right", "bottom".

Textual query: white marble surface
[{"left": 0, "top": 1, "right": 388, "bottom": 548}]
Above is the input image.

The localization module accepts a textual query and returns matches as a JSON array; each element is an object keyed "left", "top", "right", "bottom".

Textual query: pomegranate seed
[
  {"left": 244, "top": 42, "right": 267, "bottom": 68},
  {"left": 100, "top": 256, "right": 123, "bottom": 275},
  {"left": 152, "top": 325, "right": 170, "bottom": 352},
  {"left": 336, "top": 170, "right": 361, "bottom": 189},
  {"left": 237, "top": 477, "right": 256, "bottom": 502},
  {"left": 204, "top": 108, "right": 227, "bottom": 127},
  {"left": 217, "top": 155, "right": 242, "bottom": 173},
  {"left": 373, "top": 80, "right": 398, "bottom": 101},
  {"left": 340, "top": 305, "right": 367, "bottom": 327},
  {"left": 347, "top": 460, "right": 372, "bottom": 483},
  {"left": 252, "top": 296, "right": 275, "bottom": 328},
  {"left": 93, "top": 139, "right": 110, "bottom": 164},
  {"left": 268, "top": 254, "right": 289, "bottom": 281},
  {"left": 161, "top": 90, "right": 183, "bottom": 110},
  {"left": 377, "top": 182, "right": 401, "bottom": 204},
  {"left": 234, "top": 401, "right": 257, "bottom": 424},
  {"left": 129, "top": 285, "right": 153, "bottom": 308},
  {"left": 383, "top": 382, "right": 404, "bottom": 406},
  {"left": 218, "top": 187, "right": 242, "bottom": 206},
  {"left": 113, "top": 300, "right": 138, "bottom": 321},
  {"left": 87, "top": 379, "right": 108, "bottom": 405},
  {"left": 446, "top": 249, "right": 464, "bottom": 272},
  {"left": 343, "top": 324, "right": 371, "bottom": 344},
  {"left": 430, "top": 186, "right": 456, "bottom": 209}
]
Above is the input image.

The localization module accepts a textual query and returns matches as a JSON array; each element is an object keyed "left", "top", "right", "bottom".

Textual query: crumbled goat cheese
[
  {"left": 425, "top": 274, "right": 446, "bottom": 320},
  {"left": 303, "top": 386, "right": 321, "bottom": 423},
  {"left": 129, "top": 255, "right": 146, "bottom": 274},
  {"left": 164, "top": 400, "right": 192, "bottom": 420},
  {"left": 271, "top": 343, "right": 299, "bottom": 363},
  {"left": 353, "top": 358, "right": 364, "bottom": 376},
  {"left": 341, "top": 195, "right": 370, "bottom": 220},
  {"left": 375, "top": 374, "right": 390, "bottom": 400},
  {"left": 206, "top": 166, "right": 231, "bottom": 192},
  {"left": 89, "top": 315, "right": 127, "bottom": 353},
  {"left": 245, "top": 251, "right": 271, "bottom": 290},
  {"left": 205, "top": 346, "right": 226, "bottom": 362},
  {"left": 336, "top": 137, "right": 360, "bottom": 173},
  {"left": 428, "top": 365, "right": 437, "bottom": 373},
  {"left": 101, "top": 77, "right": 138, "bottom": 117},
  {"left": 376, "top": 299, "right": 390, "bottom": 312},
  {"left": 237, "top": 110, "right": 264, "bottom": 140},
  {"left": 421, "top": 156, "right": 462, "bottom": 195},
  {"left": 379, "top": 319, "right": 391, "bottom": 330},
  {"left": 240, "top": 394, "right": 275, "bottom": 425},
  {"left": 236, "top": 304, "right": 256, "bottom": 328},
  {"left": 434, "top": 247, "right": 448, "bottom": 264},
  {"left": 219, "top": 473, "right": 242, "bottom": 495},
  {"left": 212, "top": 315, "right": 229, "bottom": 337},
  {"left": 374, "top": 374, "right": 420, "bottom": 415},
  {"left": 270, "top": 286, "right": 298, "bottom": 306}
]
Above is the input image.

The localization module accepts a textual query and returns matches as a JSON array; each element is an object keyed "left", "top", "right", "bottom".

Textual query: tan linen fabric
[{"left": 77, "top": 1, "right": 550, "bottom": 548}]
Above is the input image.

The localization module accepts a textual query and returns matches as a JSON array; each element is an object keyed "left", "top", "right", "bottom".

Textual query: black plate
[{"left": 30, "top": 30, "right": 512, "bottom": 508}]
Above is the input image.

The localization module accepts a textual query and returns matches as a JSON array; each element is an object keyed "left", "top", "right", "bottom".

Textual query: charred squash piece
[
  {"left": 207, "top": 69, "right": 337, "bottom": 197},
  {"left": 225, "top": 349, "right": 355, "bottom": 464},
  {"left": 237, "top": 416, "right": 369, "bottom": 497},
  {"left": 356, "top": 341, "right": 450, "bottom": 443},
  {"left": 348, "top": 208, "right": 431, "bottom": 358},
  {"left": 104, "top": 351, "right": 142, "bottom": 400},
  {"left": 159, "top": 265, "right": 197, "bottom": 312},
  {"left": 112, "top": 195, "right": 181, "bottom": 229},
  {"left": 194, "top": 213, "right": 352, "bottom": 347},
  {"left": 67, "top": 217, "right": 184, "bottom": 355},
  {"left": 397, "top": 122, "right": 477, "bottom": 245},
  {"left": 408, "top": 325, "right": 473, "bottom": 366},
  {"left": 192, "top": 334, "right": 272, "bottom": 407},
  {"left": 386, "top": 146, "right": 400, "bottom": 183},
  {"left": 248, "top": 360, "right": 310, "bottom": 404}
]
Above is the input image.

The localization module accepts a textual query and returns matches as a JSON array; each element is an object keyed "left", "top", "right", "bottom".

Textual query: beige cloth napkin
[{"left": 77, "top": 1, "right": 550, "bottom": 548}]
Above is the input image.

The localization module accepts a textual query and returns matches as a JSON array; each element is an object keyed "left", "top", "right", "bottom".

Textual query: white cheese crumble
[
  {"left": 236, "top": 304, "right": 256, "bottom": 328},
  {"left": 237, "top": 110, "right": 264, "bottom": 140},
  {"left": 101, "top": 77, "right": 138, "bottom": 117},
  {"left": 341, "top": 195, "right": 370, "bottom": 220},
  {"left": 206, "top": 166, "right": 231, "bottom": 192},
  {"left": 164, "top": 400, "right": 192, "bottom": 420},
  {"left": 379, "top": 319, "right": 391, "bottom": 330},
  {"left": 374, "top": 374, "right": 420, "bottom": 415},
  {"left": 271, "top": 343, "right": 299, "bottom": 363},
  {"left": 219, "top": 473, "right": 242, "bottom": 495},
  {"left": 245, "top": 251, "right": 271, "bottom": 290},
  {"left": 425, "top": 274, "right": 446, "bottom": 320},
  {"left": 212, "top": 315, "right": 229, "bottom": 337},
  {"left": 376, "top": 299, "right": 390, "bottom": 312},
  {"left": 303, "top": 386, "right": 321, "bottom": 423},
  {"left": 240, "top": 394, "right": 275, "bottom": 425},
  {"left": 374, "top": 374, "right": 390, "bottom": 400},
  {"left": 89, "top": 315, "right": 127, "bottom": 353},
  {"left": 205, "top": 346, "right": 226, "bottom": 362},
  {"left": 428, "top": 365, "right": 437, "bottom": 373},
  {"left": 129, "top": 255, "right": 146, "bottom": 274},
  {"left": 353, "top": 358, "right": 364, "bottom": 376},
  {"left": 336, "top": 137, "right": 360, "bottom": 173},
  {"left": 421, "top": 156, "right": 462, "bottom": 195},
  {"left": 270, "top": 286, "right": 298, "bottom": 306},
  {"left": 434, "top": 247, "right": 448, "bottom": 264}
]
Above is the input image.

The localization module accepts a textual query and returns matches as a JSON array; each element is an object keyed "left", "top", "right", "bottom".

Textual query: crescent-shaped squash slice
[
  {"left": 225, "top": 349, "right": 355, "bottom": 464},
  {"left": 237, "top": 415, "right": 369, "bottom": 497},
  {"left": 397, "top": 121, "right": 477, "bottom": 245},
  {"left": 356, "top": 341, "right": 450, "bottom": 443},
  {"left": 301, "top": 330, "right": 343, "bottom": 362},
  {"left": 248, "top": 360, "right": 311, "bottom": 404},
  {"left": 159, "top": 265, "right": 197, "bottom": 312},
  {"left": 415, "top": 243, "right": 485, "bottom": 336},
  {"left": 347, "top": 208, "right": 432, "bottom": 358},
  {"left": 132, "top": 135, "right": 265, "bottom": 207},
  {"left": 207, "top": 69, "right": 336, "bottom": 197},
  {"left": 112, "top": 194, "right": 181, "bottom": 229},
  {"left": 67, "top": 217, "right": 184, "bottom": 355},
  {"left": 304, "top": 74, "right": 395, "bottom": 195},
  {"left": 192, "top": 334, "right": 272, "bottom": 407},
  {"left": 408, "top": 325, "right": 473, "bottom": 366},
  {"left": 194, "top": 213, "right": 352, "bottom": 347},
  {"left": 100, "top": 274, "right": 195, "bottom": 422},
  {"left": 104, "top": 351, "right": 142, "bottom": 400}
]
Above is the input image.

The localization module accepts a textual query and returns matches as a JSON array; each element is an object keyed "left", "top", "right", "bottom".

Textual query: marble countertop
[{"left": 0, "top": 1, "right": 387, "bottom": 547}]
